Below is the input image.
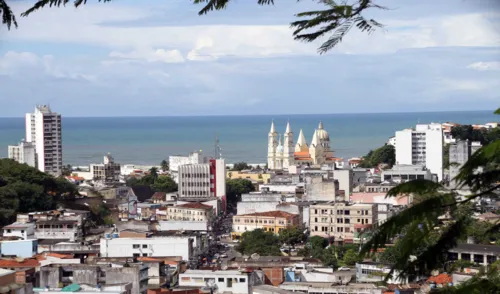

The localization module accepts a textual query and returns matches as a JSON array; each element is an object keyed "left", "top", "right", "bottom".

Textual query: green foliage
[
  {"left": 152, "top": 175, "right": 178, "bottom": 193},
  {"left": 231, "top": 162, "right": 251, "bottom": 171},
  {"left": 451, "top": 125, "right": 500, "bottom": 146},
  {"left": 89, "top": 203, "right": 113, "bottom": 226},
  {"left": 278, "top": 226, "right": 306, "bottom": 247},
  {"left": 443, "top": 144, "right": 450, "bottom": 169},
  {"left": 62, "top": 164, "right": 72, "bottom": 176},
  {"left": 341, "top": 248, "right": 362, "bottom": 266},
  {"left": 358, "top": 144, "right": 395, "bottom": 168},
  {"left": 236, "top": 229, "right": 282, "bottom": 256},
  {"left": 5, "top": 0, "right": 386, "bottom": 53},
  {"left": 149, "top": 167, "right": 159, "bottom": 180},
  {"left": 360, "top": 109, "right": 500, "bottom": 289},
  {"left": 226, "top": 178, "right": 255, "bottom": 211},
  {"left": 0, "top": 159, "right": 78, "bottom": 226},
  {"left": 160, "top": 160, "right": 169, "bottom": 171}
]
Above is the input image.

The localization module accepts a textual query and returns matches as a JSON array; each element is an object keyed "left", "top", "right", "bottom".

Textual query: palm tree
[
  {"left": 149, "top": 167, "right": 159, "bottom": 181},
  {"left": 160, "top": 160, "right": 169, "bottom": 172}
]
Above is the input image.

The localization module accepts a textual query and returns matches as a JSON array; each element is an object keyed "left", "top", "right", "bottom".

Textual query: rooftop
[
  {"left": 3, "top": 222, "right": 34, "bottom": 229},
  {"left": 182, "top": 269, "right": 249, "bottom": 276},
  {"left": 176, "top": 202, "right": 213, "bottom": 210},
  {"left": 450, "top": 243, "right": 500, "bottom": 254},
  {"left": 0, "top": 258, "right": 40, "bottom": 268},
  {"left": 236, "top": 211, "right": 298, "bottom": 218}
]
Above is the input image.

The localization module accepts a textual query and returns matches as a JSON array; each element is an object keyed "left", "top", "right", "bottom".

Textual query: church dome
[{"left": 316, "top": 121, "right": 330, "bottom": 141}]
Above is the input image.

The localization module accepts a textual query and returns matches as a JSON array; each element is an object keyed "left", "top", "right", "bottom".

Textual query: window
[
  {"left": 133, "top": 244, "right": 140, "bottom": 249},
  {"left": 21, "top": 230, "right": 24, "bottom": 233},
  {"left": 218, "top": 278, "right": 224, "bottom": 282},
  {"left": 142, "top": 244, "right": 148, "bottom": 248},
  {"left": 142, "top": 253, "right": 148, "bottom": 257},
  {"left": 133, "top": 253, "right": 140, "bottom": 258},
  {"left": 239, "top": 278, "right": 246, "bottom": 282}
]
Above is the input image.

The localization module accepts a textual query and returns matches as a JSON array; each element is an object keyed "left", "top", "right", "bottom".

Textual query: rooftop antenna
[{"left": 214, "top": 134, "right": 222, "bottom": 159}]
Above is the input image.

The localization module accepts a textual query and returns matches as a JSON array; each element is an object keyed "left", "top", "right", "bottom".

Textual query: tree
[
  {"left": 359, "top": 109, "right": 500, "bottom": 292},
  {"left": 237, "top": 229, "right": 282, "bottom": 256},
  {"left": 341, "top": 248, "right": 361, "bottom": 266},
  {"left": 3, "top": 0, "right": 386, "bottom": 53},
  {"left": 0, "top": 159, "right": 78, "bottom": 226},
  {"left": 160, "top": 160, "right": 169, "bottom": 172},
  {"left": 279, "top": 226, "right": 306, "bottom": 248},
  {"left": 358, "top": 145, "right": 395, "bottom": 168},
  {"left": 231, "top": 162, "right": 251, "bottom": 171},
  {"left": 149, "top": 167, "right": 159, "bottom": 181},
  {"left": 61, "top": 164, "right": 72, "bottom": 176},
  {"left": 226, "top": 178, "right": 255, "bottom": 211},
  {"left": 152, "top": 175, "right": 178, "bottom": 193}
]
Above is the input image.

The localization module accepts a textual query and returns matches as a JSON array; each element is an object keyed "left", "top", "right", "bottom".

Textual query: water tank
[
  {"left": 105, "top": 234, "right": 111, "bottom": 239},
  {"left": 112, "top": 233, "right": 119, "bottom": 238}
]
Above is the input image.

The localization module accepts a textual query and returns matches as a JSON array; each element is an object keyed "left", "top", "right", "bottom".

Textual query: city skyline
[{"left": 0, "top": 0, "right": 499, "bottom": 117}]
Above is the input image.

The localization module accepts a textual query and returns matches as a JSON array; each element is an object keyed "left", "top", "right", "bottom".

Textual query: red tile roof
[
  {"left": 151, "top": 192, "right": 167, "bottom": 200},
  {"left": 237, "top": 211, "right": 298, "bottom": 218},
  {"left": 0, "top": 258, "right": 40, "bottom": 268},
  {"left": 427, "top": 273, "right": 452, "bottom": 285},
  {"left": 176, "top": 202, "right": 213, "bottom": 210}
]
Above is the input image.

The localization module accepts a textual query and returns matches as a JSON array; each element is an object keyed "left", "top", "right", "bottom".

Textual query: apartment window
[
  {"left": 21, "top": 230, "right": 24, "bottom": 233},
  {"left": 133, "top": 244, "right": 140, "bottom": 249},
  {"left": 239, "top": 278, "right": 246, "bottom": 282},
  {"left": 142, "top": 253, "right": 148, "bottom": 257},
  {"left": 142, "top": 244, "right": 148, "bottom": 249},
  {"left": 218, "top": 278, "right": 224, "bottom": 282},
  {"left": 133, "top": 253, "right": 140, "bottom": 258}
]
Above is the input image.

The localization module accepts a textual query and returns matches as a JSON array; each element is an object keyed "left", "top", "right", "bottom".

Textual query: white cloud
[
  {"left": 4, "top": 2, "right": 498, "bottom": 60},
  {"left": 467, "top": 61, "right": 500, "bottom": 71},
  {"left": 109, "top": 48, "right": 185, "bottom": 63}
]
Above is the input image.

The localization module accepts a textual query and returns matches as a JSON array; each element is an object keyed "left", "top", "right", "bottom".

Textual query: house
[
  {"left": 179, "top": 269, "right": 262, "bottom": 294},
  {"left": 35, "top": 219, "right": 82, "bottom": 242},
  {"left": 2, "top": 222, "right": 35, "bottom": 240},
  {"left": 0, "top": 238, "right": 38, "bottom": 258},
  {"left": 232, "top": 211, "right": 300, "bottom": 239}
]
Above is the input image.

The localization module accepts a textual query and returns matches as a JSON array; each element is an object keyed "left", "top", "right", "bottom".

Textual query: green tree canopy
[
  {"left": 279, "top": 226, "right": 306, "bottom": 248},
  {"left": 160, "top": 160, "right": 169, "bottom": 171},
  {"left": 450, "top": 125, "right": 500, "bottom": 146},
  {"left": 237, "top": 229, "right": 282, "bottom": 256},
  {"left": 152, "top": 175, "right": 178, "bottom": 193},
  {"left": 0, "top": 159, "right": 78, "bottom": 225},
  {"left": 231, "top": 162, "right": 251, "bottom": 171},
  {"left": 2, "top": 0, "right": 386, "bottom": 53},
  {"left": 359, "top": 109, "right": 500, "bottom": 292},
  {"left": 226, "top": 178, "right": 255, "bottom": 211},
  {"left": 359, "top": 144, "right": 395, "bottom": 168}
]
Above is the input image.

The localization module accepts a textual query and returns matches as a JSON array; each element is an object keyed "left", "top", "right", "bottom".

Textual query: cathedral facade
[{"left": 267, "top": 121, "right": 336, "bottom": 170}]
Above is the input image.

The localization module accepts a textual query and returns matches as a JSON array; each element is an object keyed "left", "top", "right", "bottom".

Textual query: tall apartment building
[
  {"left": 309, "top": 202, "right": 376, "bottom": 243},
  {"left": 169, "top": 151, "right": 207, "bottom": 183},
  {"left": 178, "top": 159, "right": 227, "bottom": 207},
  {"left": 448, "top": 140, "right": 482, "bottom": 187},
  {"left": 395, "top": 123, "right": 443, "bottom": 181},
  {"left": 25, "top": 105, "right": 63, "bottom": 176},
  {"left": 7, "top": 140, "right": 36, "bottom": 167},
  {"left": 90, "top": 153, "right": 121, "bottom": 184}
]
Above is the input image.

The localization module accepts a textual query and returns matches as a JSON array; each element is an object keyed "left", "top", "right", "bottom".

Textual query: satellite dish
[{"left": 251, "top": 253, "right": 260, "bottom": 260}]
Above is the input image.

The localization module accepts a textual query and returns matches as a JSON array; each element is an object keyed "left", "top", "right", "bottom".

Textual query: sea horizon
[{"left": 0, "top": 110, "right": 498, "bottom": 166}]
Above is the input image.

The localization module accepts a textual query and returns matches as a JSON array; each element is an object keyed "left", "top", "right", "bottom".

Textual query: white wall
[
  {"left": 100, "top": 237, "right": 193, "bottom": 260},
  {"left": 215, "top": 159, "right": 226, "bottom": 198},
  {"left": 425, "top": 124, "right": 444, "bottom": 181},
  {"left": 333, "top": 169, "right": 352, "bottom": 199},
  {"left": 395, "top": 129, "right": 412, "bottom": 165},
  {"left": 237, "top": 201, "right": 280, "bottom": 215},
  {"left": 179, "top": 270, "right": 250, "bottom": 294},
  {"left": 158, "top": 221, "right": 208, "bottom": 232},
  {"left": 3, "top": 223, "right": 35, "bottom": 240}
]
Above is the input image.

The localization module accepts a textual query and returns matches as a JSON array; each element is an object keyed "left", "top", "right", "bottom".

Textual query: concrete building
[
  {"left": 232, "top": 211, "right": 299, "bottom": 239},
  {"left": 100, "top": 236, "right": 196, "bottom": 261},
  {"left": 448, "top": 140, "right": 482, "bottom": 187},
  {"left": 0, "top": 268, "right": 33, "bottom": 294},
  {"left": 309, "top": 202, "right": 376, "bottom": 243},
  {"left": 2, "top": 222, "right": 35, "bottom": 240},
  {"left": 237, "top": 193, "right": 283, "bottom": 215},
  {"left": 279, "top": 282, "right": 382, "bottom": 294},
  {"left": 35, "top": 219, "right": 82, "bottom": 242},
  {"left": 356, "top": 262, "right": 408, "bottom": 284},
  {"left": 89, "top": 153, "right": 121, "bottom": 184},
  {"left": 39, "top": 263, "right": 147, "bottom": 294},
  {"left": 395, "top": 123, "right": 443, "bottom": 181},
  {"left": 333, "top": 169, "right": 353, "bottom": 200},
  {"left": 381, "top": 164, "right": 434, "bottom": 183},
  {"left": 167, "top": 202, "right": 214, "bottom": 222},
  {"left": 448, "top": 244, "right": 500, "bottom": 266},
  {"left": 179, "top": 269, "right": 261, "bottom": 294},
  {"left": 7, "top": 140, "right": 36, "bottom": 168},
  {"left": 25, "top": 105, "right": 63, "bottom": 176},
  {"left": 0, "top": 239, "right": 38, "bottom": 258},
  {"left": 177, "top": 159, "right": 226, "bottom": 208},
  {"left": 304, "top": 175, "right": 340, "bottom": 202},
  {"left": 169, "top": 151, "right": 206, "bottom": 183}
]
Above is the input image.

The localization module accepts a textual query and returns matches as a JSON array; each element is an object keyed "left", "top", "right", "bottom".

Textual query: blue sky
[{"left": 0, "top": 0, "right": 499, "bottom": 117}]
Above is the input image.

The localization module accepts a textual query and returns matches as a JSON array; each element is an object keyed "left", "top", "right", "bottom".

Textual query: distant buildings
[
  {"left": 448, "top": 140, "right": 482, "bottom": 187},
  {"left": 231, "top": 211, "right": 300, "bottom": 239},
  {"left": 169, "top": 151, "right": 206, "bottom": 183},
  {"left": 90, "top": 153, "right": 121, "bottom": 184},
  {"left": 395, "top": 123, "right": 444, "bottom": 181},
  {"left": 7, "top": 140, "right": 36, "bottom": 167},
  {"left": 25, "top": 105, "right": 63, "bottom": 176}
]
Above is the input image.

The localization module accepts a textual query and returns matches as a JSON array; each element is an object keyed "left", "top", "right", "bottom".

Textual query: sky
[{"left": 0, "top": 0, "right": 499, "bottom": 117}]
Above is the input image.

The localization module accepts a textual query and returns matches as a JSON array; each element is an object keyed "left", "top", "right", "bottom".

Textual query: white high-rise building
[
  {"left": 25, "top": 105, "right": 63, "bottom": 176},
  {"left": 8, "top": 140, "right": 36, "bottom": 168},
  {"left": 90, "top": 153, "right": 121, "bottom": 184},
  {"left": 395, "top": 123, "right": 443, "bottom": 181}
]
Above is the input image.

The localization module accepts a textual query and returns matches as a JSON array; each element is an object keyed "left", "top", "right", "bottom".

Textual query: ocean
[{"left": 0, "top": 111, "right": 498, "bottom": 166}]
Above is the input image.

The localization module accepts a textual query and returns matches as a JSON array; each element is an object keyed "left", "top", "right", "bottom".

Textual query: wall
[
  {"left": 304, "top": 177, "right": 337, "bottom": 201},
  {"left": 100, "top": 237, "right": 193, "bottom": 261},
  {"left": 158, "top": 221, "right": 208, "bottom": 232},
  {"left": 179, "top": 271, "right": 250, "bottom": 294},
  {"left": 262, "top": 268, "right": 283, "bottom": 286},
  {"left": 0, "top": 239, "right": 37, "bottom": 258},
  {"left": 237, "top": 201, "right": 280, "bottom": 215},
  {"left": 333, "top": 169, "right": 352, "bottom": 200}
]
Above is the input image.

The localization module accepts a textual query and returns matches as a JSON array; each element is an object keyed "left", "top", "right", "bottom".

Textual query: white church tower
[
  {"left": 283, "top": 121, "right": 294, "bottom": 168},
  {"left": 309, "top": 130, "right": 324, "bottom": 165},
  {"left": 267, "top": 120, "right": 278, "bottom": 169},
  {"left": 295, "top": 129, "right": 308, "bottom": 152}
]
